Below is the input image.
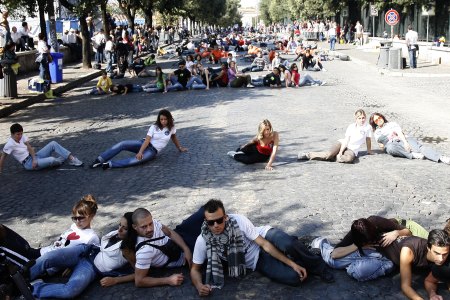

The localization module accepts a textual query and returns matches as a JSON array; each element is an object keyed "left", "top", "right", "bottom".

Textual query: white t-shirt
[
  {"left": 374, "top": 122, "right": 403, "bottom": 144},
  {"left": 94, "top": 230, "right": 128, "bottom": 273},
  {"left": 2, "top": 135, "right": 30, "bottom": 163},
  {"left": 340, "top": 122, "right": 372, "bottom": 156},
  {"left": 135, "top": 220, "right": 184, "bottom": 270},
  {"left": 40, "top": 223, "right": 100, "bottom": 255},
  {"left": 146, "top": 125, "right": 176, "bottom": 152},
  {"left": 192, "top": 214, "right": 271, "bottom": 271}
]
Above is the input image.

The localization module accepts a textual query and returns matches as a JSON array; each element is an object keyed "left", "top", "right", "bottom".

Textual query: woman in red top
[{"left": 227, "top": 119, "right": 279, "bottom": 170}]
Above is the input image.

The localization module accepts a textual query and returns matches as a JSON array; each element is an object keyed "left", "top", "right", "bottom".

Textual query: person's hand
[
  {"left": 380, "top": 231, "right": 399, "bottom": 247},
  {"left": 136, "top": 152, "right": 143, "bottom": 160},
  {"left": 61, "top": 268, "right": 72, "bottom": 277},
  {"left": 179, "top": 147, "right": 188, "bottom": 152},
  {"left": 163, "top": 90, "right": 167, "bottom": 94},
  {"left": 167, "top": 273, "right": 184, "bottom": 286},
  {"left": 265, "top": 164, "right": 273, "bottom": 171},
  {"left": 404, "top": 142, "right": 412, "bottom": 152},
  {"left": 292, "top": 264, "right": 307, "bottom": 282},
  {"left": 100, "top": 277, "right": 117, "bottom": 287},
  {"left": 367, "top": 150, "right": 373, "bottom": 155},
  {"left": 196, "top": 283, "right": 212, "bottom": 296},
  {"left": 430, "top": 295, "right": 443, "bottom": 300},
  {"left": 32, "top": 159, "right": 38, "bottom": 169},
  {"left": 205, "top": 87, "right": 209, "bottom": 90}
]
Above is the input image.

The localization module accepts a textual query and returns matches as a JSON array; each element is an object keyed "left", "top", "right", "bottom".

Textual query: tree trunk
[
  {"left": 47, "top": 0, "right": 59, "bottom": 52},
  {"left": 126, "top": 11, "right": 135, "bottom": 33},
  {"left": 143, "top": 7, "right": 153, "bottom": 28},
  {"left": 79, "top": 15, "right": 92, "bottom": 69},
  {"left": 100, "top": 0, "right": 110, "bottom": 35},
  {"left": 37, "top": 0, "right": 47, "bottom": 41}
]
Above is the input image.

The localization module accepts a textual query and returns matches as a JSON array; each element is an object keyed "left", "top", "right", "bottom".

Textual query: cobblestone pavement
[{"left": 1, "top": 49, "right": 450, "bottom": 299}]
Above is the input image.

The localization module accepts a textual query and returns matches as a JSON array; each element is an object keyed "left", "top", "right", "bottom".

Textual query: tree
[
  {"left": 259, "top": 0, "right": 273, "bottom": 24},
  {"left": 217, "top": 0, "right": 242, "bottom": 27}
]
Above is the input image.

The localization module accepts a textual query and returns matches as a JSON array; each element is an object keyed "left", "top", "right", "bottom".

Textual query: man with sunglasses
[
  {"left": 190, "top": 199, "right": 332, "bottom": 296},
  {"left": 168, "top": 60, "right": 203, "bottom": 91}
]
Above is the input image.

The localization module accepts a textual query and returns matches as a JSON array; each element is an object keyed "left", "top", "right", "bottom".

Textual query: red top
[{"left": 256, "top": 140, "right": 274, "bottom": 155}]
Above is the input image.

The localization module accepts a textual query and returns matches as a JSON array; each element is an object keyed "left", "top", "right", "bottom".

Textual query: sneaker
[
  {"left": 320, "top": 81, "right": 327, "bottom": 86},
  {"left": 321, "top": 68, "right": 327, "bottom": 72},
  {"left": 312, "top": 83, "right": 320, "bottom": 86},
  {"left": 411, "top": 152, "right": 425, "bottom": 159},
  {"left": 440, "top": 156, "right": 450, "bottom": 165},
  {"left": 102, "top": 162, "right": 111, "bottom": 170},
  {"left": 30, "top": 279, "right": 44, "bottom": 286},
  {"left": 297, "top": 152, "right": 310, "bottom": 160},
  {"left": 227, "top": 151, "right": 237, "bottom": 158},
  {"left": 297, "top": 235, "right": 320, "bottom": 248},
  {"left": 246, "top": 83, "right": 255, "bottom": 88},
  {"left": 68, "top": 156, "right": 83, "bottom": 166},
  {"left": 90, "top": 159, "right": 102, "bottom": 169}
]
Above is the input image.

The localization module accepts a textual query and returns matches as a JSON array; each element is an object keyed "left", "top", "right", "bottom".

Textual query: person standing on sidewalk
[
  {"left": 328, "top": 22, "right": 337, "bottom": 51},
  {"left": 0, "top": 123, "right": 83, "bottom": 172},
  {"left": 37, "top": 32, "right": 57, "bottom": 99},
  {"left": 405, "top": 25, "right": 418, "bottom": 69}
]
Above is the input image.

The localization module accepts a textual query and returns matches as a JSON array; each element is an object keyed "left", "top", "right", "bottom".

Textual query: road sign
[
  {"left": 385, "top": 9, "right": 400, "bottom": 26},
  {"left": 370, "top": 5, "right": 378, "bottom": 16},
  {"left": 342, "top": 8, "right": 348, "bottom": 17}
]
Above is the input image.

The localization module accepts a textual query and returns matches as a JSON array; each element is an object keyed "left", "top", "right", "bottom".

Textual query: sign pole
[
  {"left": 373, "top": 16, "right": 375, "bottom": 37},
  {"left": 391, "top": 25, "right": 393, "bottom": 41},
  {"left": 426, "top": 15, "right": 429, "bottom": 44}
]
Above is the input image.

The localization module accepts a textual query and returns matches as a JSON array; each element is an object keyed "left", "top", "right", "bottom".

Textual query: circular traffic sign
[{"left": 385, "top": 9, "right": 400, "bottom": 26}]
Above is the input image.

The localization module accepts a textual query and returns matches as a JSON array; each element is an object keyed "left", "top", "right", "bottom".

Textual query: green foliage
[
  {"left": 1, "top": 0, "right": 38, "bottom": 16},
  {"left": 216, "top": 0, "right": 242, "bottom": 27}
]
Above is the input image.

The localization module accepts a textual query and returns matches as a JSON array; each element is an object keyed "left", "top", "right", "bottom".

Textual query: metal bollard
[{"left": 0, "top": 66, "right": 18, "bottom": 98}]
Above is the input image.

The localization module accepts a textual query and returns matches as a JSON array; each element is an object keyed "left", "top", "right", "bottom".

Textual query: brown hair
[{"left": 72, "top": 194, "right": 98, "bottom": 217}]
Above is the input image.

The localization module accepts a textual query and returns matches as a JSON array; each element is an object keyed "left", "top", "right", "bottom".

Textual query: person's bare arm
[
  {"left": 265, "top": 132, "right": 279, "bottom": 171},
  {"left": 366, "top": 137, "right": 373, "bottom": 154},
  {"left": 380, "top": 228, "right": 412, "bottom": 247},
  {"left": 25, "top": 141, "right": 37, "bottom": 169},
  {"left": 0, "top": 152, "right": 7, "bottom": 173},
  {"left": 170, "top": 134, "right": 188, "bottom": 152},
  {"left": 100, "top": 249, "right": 135, "bottom": 287},
  {"left": 161, "top": 225, "right": 192, "bottom": 268},
  {"left": 424, "top": 272, "right": 443, "bottom": 300},
  {"left": 400, "top": 247, "right": 424, "bottom": 300},
  {"left": 190, "top": 263, "right": 212, "bottom": 296},
  {"left": 136, "top": 136, "right": 152, "bottom": 160},
  {"left": 331, "top": 244, "right": 358, "bottom": 259},
  {"left": 134, "top": 268, "right": 184, "bottom": 288}
]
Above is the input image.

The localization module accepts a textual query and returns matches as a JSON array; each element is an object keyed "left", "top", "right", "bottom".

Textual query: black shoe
[
  {"left": 309, "top": 248, "right": 322, "bottom": 256},
  {"left": 319, "top": 267, "right": 335, "bottom": 283},
  {"left": 297, "top": 235, "right": 320, "bottom": 248},
  {"left": 102, "top": 162, "right": 110, "bottom": 170},
  {"left": 90, "top": 159, "right": 102, "bottom": 169}
]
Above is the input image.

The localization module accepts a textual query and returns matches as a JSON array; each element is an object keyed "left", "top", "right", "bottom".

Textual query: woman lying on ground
[
  {"left": 29, "top": 212, "right": 136, "bottom": 299},
  {"left": 0, "top": 195, "right": 99, "bottom": 261},
  {"left": 369, "top": 112, "right": 450, "bottom": 164},
  {"left": 227, "top": 119, "right": 279, "bottom": 171},
  {"left": 298, "top": 109, "right": 372, "bottom": 163},
  {"left": 90, "top": 109, "right": 188, "bottom": 169}
]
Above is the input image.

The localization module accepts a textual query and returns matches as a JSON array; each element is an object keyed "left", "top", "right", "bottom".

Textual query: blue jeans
[
  {"left": 329, "top": 35, "right": 336, "bottom": 51},
  {"left": 242, "top": 66, "right": 264, "bottom": 73},
  {"left": 187, "top": 77, "right": 206, "bottom": 89},
  {"left": 31, "top": 245, "right": 97, "bottom": 299},
  {"left": 167, "top": 77, "right": 186, "bottom": 91},
  {"left": 299, "top": 74, "right": 322, "bottom": 86},
  {"left": 385, "top": 137, "right": 440, "bottom": 162},
  {"left": 313, "top": 238, "right": 394, "bottom": 281},
  {"left": 23, "top": 141, "right": 71, "bottom": 170},
  {"left": 98, "top": 140, "right": 157, "bottom": 168},
  {"left": 408, "top": 48, "right": 417, "bottom": 68},
  {"left": 105, "top": 51, "right": 113, "bottom": 73}
]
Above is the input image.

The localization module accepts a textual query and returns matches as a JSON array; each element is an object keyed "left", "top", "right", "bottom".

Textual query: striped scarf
[{"left": 201, "top": 216, "right": 246, "bottom": 288}]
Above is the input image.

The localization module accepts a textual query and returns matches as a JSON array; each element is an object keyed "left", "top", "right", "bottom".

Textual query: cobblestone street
[{"left": 1, "top": 52, "right": 450, "bottom": 299}]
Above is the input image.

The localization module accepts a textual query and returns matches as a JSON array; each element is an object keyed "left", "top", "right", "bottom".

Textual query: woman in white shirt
[
  {"left": 90, "top": 109, "right": 188, "bottom": 169},
  {"left": 369, "top": 112, "right": 450, "bottom": 164}
]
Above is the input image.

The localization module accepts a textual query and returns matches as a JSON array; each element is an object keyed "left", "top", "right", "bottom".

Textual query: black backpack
[{"left": 135, "top": 236, "right": 182, "bottom": 267}]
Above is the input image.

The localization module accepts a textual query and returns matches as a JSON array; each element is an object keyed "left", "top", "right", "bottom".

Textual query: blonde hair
[
  {"left": 72, "top": 194, "right": 98, "bottom": 217},
  {"left": 257, "top": 119, "right": 273, "bottom": 140},
  {"left": 354, "top": 109, "right": 366, "bottom": 118}
]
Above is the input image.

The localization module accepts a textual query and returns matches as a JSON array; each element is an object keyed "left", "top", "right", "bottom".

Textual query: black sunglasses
[
  {"left": 71, "top": 216, "right": 86, "bottom": 222},
  {"left": 205, "top": 216, "right": 225, "bottom": 226}
]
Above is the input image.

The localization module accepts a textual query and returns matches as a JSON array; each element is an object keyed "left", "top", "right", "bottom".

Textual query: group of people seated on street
[{"left": 1, "top": 196, "right": 450, "bottom": 300}]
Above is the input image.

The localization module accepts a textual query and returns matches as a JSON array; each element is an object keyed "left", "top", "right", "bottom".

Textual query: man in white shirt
[
  {"left": 0, "top": 123, "right": 83, "bottom": 172},
  {"left": 191, "top": 199, "right": 332, "bottom": 297},
  {"left": 19, "top": 22, "right": 34, "bottom": 50},
  {"left": 132, "top": 208, "right": 193, "bottom": 288},
  {"left": 405, "top": 24, "right": 419, "bottom": 69},
  {"left": 10, "top": 26, "right": 22, "bottom": 51}
]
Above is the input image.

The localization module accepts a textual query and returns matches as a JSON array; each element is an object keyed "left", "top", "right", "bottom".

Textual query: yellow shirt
[{"left": 96, "top": 77, "right": 112, "bottom": 93}]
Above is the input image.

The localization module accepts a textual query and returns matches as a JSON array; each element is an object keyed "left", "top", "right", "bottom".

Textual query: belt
[{"left": 22, "top": 155, "right": 32, "bottom": 165}]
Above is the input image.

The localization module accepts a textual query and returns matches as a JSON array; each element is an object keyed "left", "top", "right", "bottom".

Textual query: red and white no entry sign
[{"left": 385, "top": 9, "right": 400, "bottom": 26}]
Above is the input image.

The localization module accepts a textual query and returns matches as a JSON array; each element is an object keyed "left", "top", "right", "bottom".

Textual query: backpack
[{"left": 135, "top": 236, "right": 182, "bottom": 267}]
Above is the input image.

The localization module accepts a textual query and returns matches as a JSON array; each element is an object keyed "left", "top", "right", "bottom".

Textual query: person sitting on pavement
[
  {"left": 90, "top": 71, "right": 112, "bottom": 95},
  {"left": 227, "top": 119, "right": 279, "bottom": 171},
  {"left": 28, "top": 212, "right": 136, "bottom": 299},
  {"left": 210, "top": 45, "right": 225, "bottom": 64},
  {"left": 0, "top": 123, "right": 83, "bottom": 172},
  {"left": 143, "top": 66, "right": 168, "bottom": 93},
  {"left": 132, "top": 207, "right": 203, "bottom": 288},
  {"left": 301, "top": 48, "right": 325, "bottom": 71},
  {"left": 185, "top": 54, "right": 196, "bottom": 74},
  {"left": 369, "top": 112, "right": 450, "bottom": 165},
  {"left": 90, "top": 109, "right": 187, "bottom": 169},
  {"left": 167, "top": 60, "right": 204, "bottom": 91},
  {"left": 228, "top": 61, "right": 254, "bottom": 88},
  {"left": 259, "top": 67, "right": 282, "bottom": 88},
  {"left": 0, "top": 194, "right": 99, "bottom": 262},
  {"left": 210, "top": 62, "right": 229, "bottom": 88},
  {"left": 298, "top": 109, "right": 372, "bottom": 163},
  {"left": 110, "top": 83, "right": 143, "bottom": 95},
  {"left": 290, "top": 63, "right": 301, "bottom": 87},
  {"left": 190, "top": 199, "right": 333, "bottom": 297},
  {"left": 241, "top": 51, "right": 269, "bottom": 73}
]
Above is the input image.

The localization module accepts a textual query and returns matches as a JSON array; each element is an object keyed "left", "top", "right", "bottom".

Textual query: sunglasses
[
  {"left": 71, "top": 216, "right": 86, "bottom": 222},
  {"left": 205, "top": 216, "right": 225, "bottom": 226}
]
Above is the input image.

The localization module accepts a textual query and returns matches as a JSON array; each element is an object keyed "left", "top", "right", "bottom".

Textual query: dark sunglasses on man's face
[{"left": 205, "top": 216, "right": 225, "bottom": 226}]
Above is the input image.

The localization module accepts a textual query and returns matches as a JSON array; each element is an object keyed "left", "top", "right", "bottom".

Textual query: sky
[{"left": 241, "top": 0, "right": 259, "bottom": 7}]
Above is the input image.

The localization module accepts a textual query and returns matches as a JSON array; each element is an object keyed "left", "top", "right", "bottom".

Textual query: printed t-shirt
[
  {"left": 146, "top": 125, "right": 176, "bottom": 152},
  {"left": 173, "top": 68, "right": 191, "bottom": 87}
]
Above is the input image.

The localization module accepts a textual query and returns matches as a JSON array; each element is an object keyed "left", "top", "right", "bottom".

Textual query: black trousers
[{"left": 234, "top": 144, "right": 270, "bottom": 165}]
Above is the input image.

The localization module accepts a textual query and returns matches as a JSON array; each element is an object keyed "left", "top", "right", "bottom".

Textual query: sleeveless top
[{"left": 256, "top": 140, "right": 274, "bottom": 156}]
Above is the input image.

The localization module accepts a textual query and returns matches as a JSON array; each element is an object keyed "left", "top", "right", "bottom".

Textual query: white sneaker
[
  {"left": 69, "top": 156, "right": 84, "bottom": 166},
  {"left": 227, "top": 151, "right": 237, "bottom": 158},
  {"left": 322, "top": 68, "right": 327, "bottom": 72},
  {"left": 440, "top": 156, "right": 450, "bottom": 165},
  {"left": 320, "top": 81, "right": 327, "bottom": 86},
  {"left": 246, "top": 83, "right": 255, "bottom": 88},
  {"left": 297, "top": 152, "right": 310, "bottom": 160},
  {"left": 411, "top": 152, "right": 425, "bottom": 159}
]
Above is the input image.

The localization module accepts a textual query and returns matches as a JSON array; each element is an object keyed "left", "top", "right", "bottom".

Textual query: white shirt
[
  {"left": 19, "top": 27, "right": 33, "bottom": 37},
  {"left": 3, "top": 135, "right": 29, "bottom": 163},
  {"left": 104, "top": 40, "right": 114, "bottom": 52},
  {"left": 11, "top": 31, "right": 21, "bottom": 43},
  {"left": 328, "top": 27, "right": 336, "bottom": 36},
  {"left": 405, "top": 30, "right": 418, "bottom": 47},
  {"left": 62, "top": 34, "right": 69, "bottom": 44},
  {"left": 146, "top": 125, "right": 176, "bottom": 152},
  {"left": 68, "top": 33, "right": 77, "bottom": 44},
  {"left": 37, "top": 40, "right": 48, "bottom": 54},
  {"left": 340, "top": 122, "right": 372, "bottom": 156},
  {"left": 40, "top": 223, "right": 100, "bottom": 255},
  {"left": 135, "top": 220, "right": 184, "bottom": 269},
  {"left": 374, "top": 122, "right": 403, "bottom": 144},
  {"left": 94, "top": 230, "right": 128, "bottom": 273},
  {"left": 192, "top": 214, "right": 271, "bottom": 271}
]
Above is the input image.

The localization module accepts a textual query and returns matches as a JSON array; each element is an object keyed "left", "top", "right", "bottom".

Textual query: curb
[{"left": 0, "top": 70, "right": 103, "bottom": 119}]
